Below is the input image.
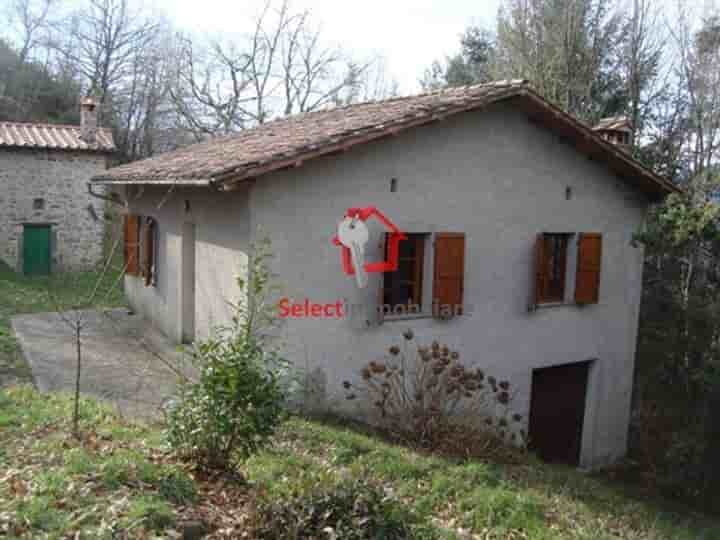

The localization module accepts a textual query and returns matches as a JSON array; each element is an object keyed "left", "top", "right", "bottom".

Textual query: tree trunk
[{"left": 73, "top": 325, "right": 81, "bottom": 438}]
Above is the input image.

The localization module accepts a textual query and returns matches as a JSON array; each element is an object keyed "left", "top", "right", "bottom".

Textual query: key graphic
[
  {"left": 332, "top": 206, "right": 406, "bottom": 289},
  {"left": 337, "top": 216, "right": 369, "bottom": 288}
]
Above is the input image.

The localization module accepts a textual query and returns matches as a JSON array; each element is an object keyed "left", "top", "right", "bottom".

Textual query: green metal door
[{"left": 23, "top": 225, "right": 51, "bottom": 275}]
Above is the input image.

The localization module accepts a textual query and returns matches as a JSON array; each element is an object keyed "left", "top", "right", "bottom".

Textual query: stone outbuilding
[{"left": 0, "top": 98, "right": 115, "bottom": 274}]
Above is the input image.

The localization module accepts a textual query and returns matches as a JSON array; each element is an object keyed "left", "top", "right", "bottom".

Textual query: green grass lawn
[
  {"left": 0, "top": 385, "right": 718, "bottom": 539},
  {"left": 0, "top": 263, "right": 717, "bottom": 538},
  {"left": 0, "top": 386, "right": 192, "bottom": 539},
  {"left": 249, "top": 419, "right": 720, "bottom": 539},
  {"left": 0, "top": 262, "right": 126, "bottom": 386}
]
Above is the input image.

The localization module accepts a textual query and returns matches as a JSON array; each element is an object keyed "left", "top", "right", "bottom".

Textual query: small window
[
  {"left": 535, "top": 233, "right": 570, "bottom": 304},
  {"left": 382, "top": 233, "right": 426, "bottom": 315},
  {"left": 33, "top": 198, "right": 45, "bottom": 210},
  {"left": 532, "top": 232, "right": 603, "bottom": 308},
  {"left": 380, "top": 232, "right": 466, "bottom": 319}
]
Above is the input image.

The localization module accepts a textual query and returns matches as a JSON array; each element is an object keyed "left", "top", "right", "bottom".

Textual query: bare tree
[
  {"left": 0, "top": 0, "right": 83, "bottom": 123},
  {"left": 279, "top": 11, "right": 369, "bottom": 115},
  {"left": 53, "top": 0, "right": 159, "bottom": 116},
  {"left": 618, "top": 0, "right": 665, "bottom": 140},
  {"left": 6, "top": 0, "right": 56, "bottom": 64},
  {"left": 495, "top": 0, "right": 622, "bottom": 121},
  {"left": 169, "top": 35, "right": 256, "bottom": 137},
  {"left": 114, "top": 21, "right": 177, "bottom": 160},
  {"left": 170, "top": 0, "right": 371, "bottom": 138},
  {"left": 357, "top": 56, "right": 399, "bottom": 102},
  {"left": 47, "top": 224, "right": 127, "bottom": 437},
  {"left": 673, "top": 4, "right": 720, "bottom": 179},
  {"left": 43, "top": 0, "right": 183, "bottom": 161}
]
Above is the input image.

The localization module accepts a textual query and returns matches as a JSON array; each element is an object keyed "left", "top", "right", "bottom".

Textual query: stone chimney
[
  {"left": 592, "top": 116, "right": 633, "bottom": 149},
  {"left": 80, "top": 96, "right": 98, "bottom": 144}
]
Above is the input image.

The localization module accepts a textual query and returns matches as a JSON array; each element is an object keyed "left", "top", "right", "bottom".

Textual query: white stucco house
[{"left": 92, "top": 80, "right": 677, "bottom": 469}]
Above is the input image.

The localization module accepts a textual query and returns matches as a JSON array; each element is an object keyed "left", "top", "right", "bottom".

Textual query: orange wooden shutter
[
  {"left": 124, "top": 215, "right": 140, "bottom": 276},
  {"left": 433, "top": 233, "right": 465, "bottom": 318},
  {"left": 533, "top": 233, "right": 546, "bottom": 308},
  {"left": 575, "top": 233, "right": 602, "bottom": 304},
  {"left": 143, "top": 218, "right": 155, "bottom": 286}
]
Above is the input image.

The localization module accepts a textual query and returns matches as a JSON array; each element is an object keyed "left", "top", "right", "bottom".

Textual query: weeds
[{"left": 2, "top": 386, "right": 719, "bottom": 539}]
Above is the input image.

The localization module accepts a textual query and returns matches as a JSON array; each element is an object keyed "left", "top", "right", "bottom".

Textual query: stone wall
[{"left": 0, "top": 147, "right": 109, "bottom": 272}]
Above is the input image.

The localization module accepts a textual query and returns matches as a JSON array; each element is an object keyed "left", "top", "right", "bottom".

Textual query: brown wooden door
[{"left": 528, "top": 361, "right": 590, "bottom": 465}]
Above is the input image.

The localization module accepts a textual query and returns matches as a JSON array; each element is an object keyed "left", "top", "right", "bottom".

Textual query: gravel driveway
[{"left": 11, "top": 308, "right": 192, "bottom": 419}]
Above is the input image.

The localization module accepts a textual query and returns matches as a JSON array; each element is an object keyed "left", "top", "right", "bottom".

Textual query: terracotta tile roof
[
  {"left": 0, "top": 121, "right": 115, "bottom": 152},
  {"left": 92, "top": 80, "right": 677, "bottom": 200},
  {"left": 593, "top": 117, "right": 633, "bottom": 132}
]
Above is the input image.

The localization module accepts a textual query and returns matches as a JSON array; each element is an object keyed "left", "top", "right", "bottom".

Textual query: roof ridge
[
  {"left": 355, "top": 79, "right": 529, "bottom": 106},
  {"left": 221, "top": 79, "right": 530, "bottom": 137},
  {"left": 284, "top": 79, "right": 530, "bottom": 118}
]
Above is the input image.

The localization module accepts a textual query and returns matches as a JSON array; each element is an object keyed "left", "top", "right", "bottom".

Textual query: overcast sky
[{"left": 156, "top": 0, "right": 503, "bottom": 94}]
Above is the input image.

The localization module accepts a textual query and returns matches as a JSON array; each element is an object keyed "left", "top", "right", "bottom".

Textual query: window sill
[
  {"left": 530, "top": 301, "right": 595, "bottom": 311},
  {"left": 530, "top": 301, "right": 573, "bottom": 311},
  {"left": 381, "top": 312, "right": 434, "bottom": 322}
]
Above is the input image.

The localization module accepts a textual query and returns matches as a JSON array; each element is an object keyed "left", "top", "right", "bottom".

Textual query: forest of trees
[
  {"left": 4, "top": 0, "right": 720, "bottom": 512},
  {"left": 0, "top": 0, "right": 393, "bottom": 162},
  {"left": 422, "top": 0, "right": 720, "bottom": 511}
]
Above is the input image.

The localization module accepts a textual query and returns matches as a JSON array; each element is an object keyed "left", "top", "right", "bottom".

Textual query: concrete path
[{"left": 11, "top": 308, "right": 193, "bottom": 419}]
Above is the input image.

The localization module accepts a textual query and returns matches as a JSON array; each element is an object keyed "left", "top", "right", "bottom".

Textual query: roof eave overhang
[
  {"left": 93, "top": 85, "right": 680, "bottom": 201},
  {"left": 91, "top": 177, "right": 212, "bottom": 186},
  {"left": 514, "top": 89, "right": 680, "bottom": 202}
]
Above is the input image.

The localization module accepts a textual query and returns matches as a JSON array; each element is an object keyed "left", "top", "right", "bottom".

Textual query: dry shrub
[
  {"left": 429, "top": 423, "right": 529, "bottom": 465},
  {"left": 343, "top": 330, "right": 526, "bottom": 451}
]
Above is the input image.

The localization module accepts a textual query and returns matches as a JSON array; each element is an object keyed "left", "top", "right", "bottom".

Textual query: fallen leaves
[{"left": 2, "top": 386, "right": 719, "bottom": 540}]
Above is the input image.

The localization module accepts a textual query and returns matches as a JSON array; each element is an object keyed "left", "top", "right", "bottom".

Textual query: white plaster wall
[
  {"left": 123, "top": 185, "right": 250, "bottom": 343},
  {"left": 247, "top": 103, "right": 647, "bottom": 469},
  {"left": 124, "top": 102, "right": 647, "bottom": 468}
]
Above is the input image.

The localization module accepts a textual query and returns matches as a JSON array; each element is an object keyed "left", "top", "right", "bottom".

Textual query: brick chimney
[
  {"left": 80, "top": 96, "right": 98, "bottom": 144},
  {"left": 592, "top": 116, "right": 633, "bottom": 149}
]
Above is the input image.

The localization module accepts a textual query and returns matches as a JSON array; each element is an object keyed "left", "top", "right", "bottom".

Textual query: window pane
[
  {"left": 542, "top": 234, "right": 568, "bottom": 302},
  {"left": 384, "top": 285, "right": 413, "bottom": 307},
  {"left": 397, "top": 258, "right": 415, "bottom": 278},
  {"left": 399, "top": 236, "right": 417, "bottom": 258},
  {"left": 383, "top": 233, "right": 425, "bottom": 312}
]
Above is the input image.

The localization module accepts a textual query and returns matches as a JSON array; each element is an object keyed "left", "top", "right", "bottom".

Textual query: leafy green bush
[
  {"left": 165, "top": 237, "right": 286, "bottom": 470},
  {"left": 165, "top": 337, "right": 284, "bottom": 469},
  {"left": 252, "top": 479, "right": 420, "bottom": 539}
]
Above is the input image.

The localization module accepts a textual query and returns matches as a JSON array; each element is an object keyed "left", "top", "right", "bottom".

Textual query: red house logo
[{"left": 332, "top": 206, "right": 406, "bottom": 288}]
